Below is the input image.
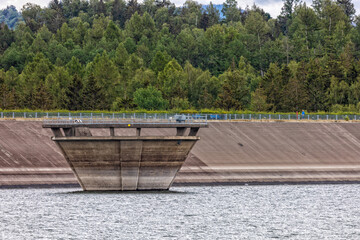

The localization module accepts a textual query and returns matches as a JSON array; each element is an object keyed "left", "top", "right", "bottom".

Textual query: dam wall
[
  {"left": 54, "top": 136, "right": 198, "bottom": 190},
  {"left": 179, "top": 122, "right": 360, "bottom": 184},
  {"left": 1, "top": 120, "right": 360, "bottom": 186}
]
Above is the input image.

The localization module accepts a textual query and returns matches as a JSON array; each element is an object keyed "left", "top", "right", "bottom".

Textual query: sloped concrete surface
[
  {"left": 178, "top": 122, "right": 360, "bottom": 184},
  {"left": 1, "top": 120, "right": 360, "bottom": 186}
]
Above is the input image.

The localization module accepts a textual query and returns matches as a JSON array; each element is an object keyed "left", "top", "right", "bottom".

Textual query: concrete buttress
[
  {"left": 43, "top": 122, "right": 206, "bottom": 191},
  {"left": 54, "top": 137, "right": 199, "bottom": 190}
]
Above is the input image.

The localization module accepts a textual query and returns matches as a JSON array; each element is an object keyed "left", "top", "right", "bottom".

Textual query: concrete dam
[
  {"left": 1, "top": 120, "right": 360, "bottom": 187},
  {"left": 42, "top": 121, "right": 206, "bottom": 191}
]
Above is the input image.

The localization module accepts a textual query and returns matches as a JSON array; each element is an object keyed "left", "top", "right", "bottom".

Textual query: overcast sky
[{"left": 1, "top": 0, "right": 359, "bottom": 19}]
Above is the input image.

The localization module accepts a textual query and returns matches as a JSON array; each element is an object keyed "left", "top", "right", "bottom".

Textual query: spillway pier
[{"left": 42, "top": 118, "right": 207, "bottom": 191}]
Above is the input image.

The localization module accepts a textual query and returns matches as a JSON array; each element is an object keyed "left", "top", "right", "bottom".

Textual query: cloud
[
  {"left": 247, "top": 0, "right": 285, "bottom": 18},
  {"left": 355, "top": 1, "right": 360, "bottom": 15},
  {"left": 0, "top": 0, "right": 49, "bottom": 10}
]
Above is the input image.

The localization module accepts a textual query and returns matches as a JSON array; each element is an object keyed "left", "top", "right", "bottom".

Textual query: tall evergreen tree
[
  {"left": 112, "top": 0, "right": 127, "bottom": 27},
  {"left": 337, "top": 0, "right": 356, "bottom": 21},
  {"left": 82, "top": 73, "right": 105, "bottom": 110},
  {"left": 217, "top": 68, "right": 250, "bottom": 110},
  {"left": 97, "top": 0, "right": 106, "bottom": 15},
  {"left": 222, "top": 0, "right": 241, "bottom": 22},
  {"left": 66, "top": 74, "right": 83, "bottom": 110},
  {"left": 206, "top": 2, "right": 220, "bottom": 27}
]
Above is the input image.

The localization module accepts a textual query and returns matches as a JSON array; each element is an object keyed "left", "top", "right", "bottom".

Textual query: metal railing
[
  {"left": 42, "top": 114, "right": 208, "bottom": 125},
  {"left": 1, "top": 111, "right": 359, "bottom": 122}
]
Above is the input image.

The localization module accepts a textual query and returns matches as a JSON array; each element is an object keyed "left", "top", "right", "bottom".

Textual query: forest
[{"left": 0, "top": 0, "right": 360, "bottom": 113}]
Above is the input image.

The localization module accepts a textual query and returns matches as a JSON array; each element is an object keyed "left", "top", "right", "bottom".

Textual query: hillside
[{"left": 0, "top": 0, "right": 359, "bottom": 114}]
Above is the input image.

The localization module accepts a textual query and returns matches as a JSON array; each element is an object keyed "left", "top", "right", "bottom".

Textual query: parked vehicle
[{"left": 174, "top": 114, "right": 187, "bottom": 122}]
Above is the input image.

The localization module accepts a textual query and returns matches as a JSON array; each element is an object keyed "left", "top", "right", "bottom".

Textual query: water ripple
[{"left": 0, "top": 185, "right": 360, "bottom": 239}]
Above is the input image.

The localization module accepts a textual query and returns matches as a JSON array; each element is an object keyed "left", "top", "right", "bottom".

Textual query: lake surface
[{"left": 1, "top": 185, "right": 360, "bottom": 239}]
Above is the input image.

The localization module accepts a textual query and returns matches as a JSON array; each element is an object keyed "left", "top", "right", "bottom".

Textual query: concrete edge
[
  {"left": 172, "top": 181, "right": 360, "bottom": 187},
  {"left": 0, "top": 183, "right": 81, "bottom": 189},
  {"left": 43, "top": 123, "right": 209, "bottom": 128},
  {"left": 1, "top": 181, "right": 360, "bottom": 189},
  {"left": 52, "top": 136, "right": 201, "bottom": 141}
]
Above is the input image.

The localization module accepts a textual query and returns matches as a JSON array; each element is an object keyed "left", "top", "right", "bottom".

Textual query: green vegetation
[
  {"left": 2, "top": 108, "right": 360, "bottom": 117},
  {"left": 133, "top": 86, "right": 169, "bottom": 110},
  {"left": 0, "top": 0, "right": 360, "bottom": 113},
  {"left": 0, "top": 5, "right": 22, "bottom": 29}
]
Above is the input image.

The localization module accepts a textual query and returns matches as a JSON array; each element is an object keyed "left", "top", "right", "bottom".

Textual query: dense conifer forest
[{"left": 0, "top": 0, "right": 360, "bottom": 113}]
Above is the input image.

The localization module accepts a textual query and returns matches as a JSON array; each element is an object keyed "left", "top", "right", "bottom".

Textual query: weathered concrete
[
  {"left": 1, "top": 121, "right": 360, "bottom": 187},
  {"left": 43, "top": 121, "right": 204, "bottom": 191},
  {"left": 0, "top": 121, "right": 75, "bottom": 187},
  {"left": 178, "top": 122, "right": 360, "bottom": 184},
  {"left": 43, "top": 123, "right": 208, "bottom": 129},
  {"left": 54, "top": 136, "right": 199, "bottom": 190}
]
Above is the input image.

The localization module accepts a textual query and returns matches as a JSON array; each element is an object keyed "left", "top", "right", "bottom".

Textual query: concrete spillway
[
  {"left": 1, "top": 120, "right": 360, "bottom": 187},
  {"left": 43, "top": 121, "right": 205, "bottom": 191},
  {"left": 54, "top": 136, "right": 198, "bottom": 190}
]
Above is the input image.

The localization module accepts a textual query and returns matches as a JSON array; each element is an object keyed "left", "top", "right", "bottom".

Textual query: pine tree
[
  {"left": 245, "top": 11, "right": 270, "bottom": 76},
  {"left": 281, "top": 62, "right": 309, "bottom": 111},
  {"left": 112, "top": 0, "right": 127, "bottom": 27},
  {"left": 278, "top": 0, "right": 301, "bottom": 35},
  {"left": 217, "top": 69, "right": 250, "bottom": 110},
  {"left": 150, "top": 51, "right": 171, "bottom": 74},
  {"left": 86, "top": 52, "right": 120, "bottom": 107},
  {"left": 250, "top": 88, "right": 270, "bottom": 111},
  {"left": 337, "top": 0, "right": 356, "bottom": 21},
  {"left": 31, "top": 83, "right": 53, "bottom": 110},
  {"left": 97, "top": 0, "right": 106, "bottom": 15},
  {"left": 82, "top": 73, "right": 104, "bottom": 110},
  {"left": 66, "top": 56, "right": 84, "bottom": 77},
  {"left": 66, "top": 74, "right": 83, "bottom": 110},
  {"left": 222, "top": 0, "right": 241, "bottom": 22},
  {"left": 206, "top": 2, "right": 220, "bottom": 27},
  {"left": 216, "top": 82, "right": 239, "bottom": 110},
  {"left": 0, "top": 24, "right": 15, "bottom": 54},
  {"left": 261, "top": 63, "right": 283, "bottom": 111}
]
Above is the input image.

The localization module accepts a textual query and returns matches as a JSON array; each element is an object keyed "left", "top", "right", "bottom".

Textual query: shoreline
[{"left": 1, "top": 181, "right": 360, "bottom": 190}]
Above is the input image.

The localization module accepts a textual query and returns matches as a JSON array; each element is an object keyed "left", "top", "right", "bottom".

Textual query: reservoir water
[{"left": 1, "top": 184, "right": 359, "bottom": 239}]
